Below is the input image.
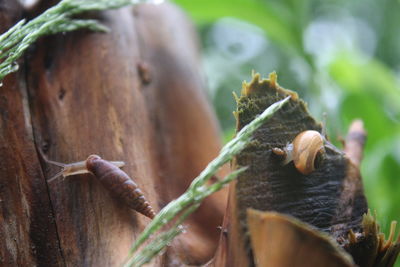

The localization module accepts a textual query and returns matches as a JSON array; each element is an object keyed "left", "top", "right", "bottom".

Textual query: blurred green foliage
[{"left": 173, "top": 0, "right": 400, "bottom": 253}]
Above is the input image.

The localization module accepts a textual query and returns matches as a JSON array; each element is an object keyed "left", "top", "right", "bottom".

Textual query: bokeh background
[{"left": 172, "top": 0, "right": 400, "bottom": 246}]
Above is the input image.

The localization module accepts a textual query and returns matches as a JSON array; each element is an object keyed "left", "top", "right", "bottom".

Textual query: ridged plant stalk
[
  {"left": 0, "top": 0, "right": 151, "bottom": 82},
  {"left": 124, "top": 96, "right": 291, "bottom": 266}
]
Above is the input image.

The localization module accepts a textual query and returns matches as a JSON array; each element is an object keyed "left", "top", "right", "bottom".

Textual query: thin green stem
[
  {"left": 124, "top": 96, "right": 290, "bottom": 266},
  {"left": 127, "top": 203, "right": 201, "bottom": 266},
  {"left": 0, "top": 0, "right": 150, "bottom": 81}
]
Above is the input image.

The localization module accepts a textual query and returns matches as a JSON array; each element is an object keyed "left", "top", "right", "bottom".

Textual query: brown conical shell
[{"left": 86, "top": 155, "right": 155, "bottom": 219}]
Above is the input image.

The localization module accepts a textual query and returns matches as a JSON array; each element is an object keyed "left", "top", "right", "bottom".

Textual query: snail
[
  {"left": 41, "top": 153, "right": 156, "bottom": 219},
  {"left": 272, "top": 130, "right": 326, "bottom": 175}
]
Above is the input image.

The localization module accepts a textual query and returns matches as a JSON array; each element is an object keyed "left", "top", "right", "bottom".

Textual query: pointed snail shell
[
  {"left": 86, "top": 155, "right": 156, "bottom": 219},
  {"left": 292, "top": 130, "right": 325, "bottom": 175}
]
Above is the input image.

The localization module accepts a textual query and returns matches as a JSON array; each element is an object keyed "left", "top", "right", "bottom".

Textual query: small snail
[
  {"left": 272, "top": 130, "right": 325, "bottom": 175},
  {"left": 41, "top": 153, "right": 156, "bottom": 219}
]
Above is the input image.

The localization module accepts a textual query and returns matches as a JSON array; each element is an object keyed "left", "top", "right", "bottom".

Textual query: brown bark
[
  {"left": 1, "top": 2, "right": 227, "bottom": 266},
  {"left": 0, "top": 2, "right": 63, "bottom": 266}
]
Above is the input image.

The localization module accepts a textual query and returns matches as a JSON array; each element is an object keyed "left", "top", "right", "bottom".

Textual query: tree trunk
[{"left": 0, "top": 1, "right": 227, "bottom": 266}]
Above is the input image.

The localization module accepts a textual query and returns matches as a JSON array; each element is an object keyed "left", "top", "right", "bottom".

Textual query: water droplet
[{"left": 11, "top": 63, "right": 19, "bottom": 72}]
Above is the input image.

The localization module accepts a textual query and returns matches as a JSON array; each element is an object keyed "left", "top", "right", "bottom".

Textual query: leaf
[{"left": 172, "top": 0, "right": 302, "bottom": 53}]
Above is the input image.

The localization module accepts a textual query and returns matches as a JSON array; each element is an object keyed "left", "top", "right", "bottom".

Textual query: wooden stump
[{"left": 0, "top": 1, "right": 227, "bottom": 266}]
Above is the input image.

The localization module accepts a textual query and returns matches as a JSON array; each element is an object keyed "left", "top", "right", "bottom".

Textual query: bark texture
[
  {"left": 0, "top": 1, "right": 226, "bottom": 266},
  {"left": 213, "top": 73, "right": 368, "bottom": 267},
  {"left": 0, "top": 1, "right": 63, "bottom": 266}
]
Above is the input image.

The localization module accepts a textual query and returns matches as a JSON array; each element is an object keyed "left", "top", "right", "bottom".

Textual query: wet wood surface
[
  {"left": 1, "top": 1, "right": 226, "bottom": 266},
  {"left": 0, "top": 1, "right": 63, "bottom": 266}
]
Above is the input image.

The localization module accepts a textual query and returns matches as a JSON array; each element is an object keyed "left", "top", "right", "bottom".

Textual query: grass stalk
[{"left": 124, "top": 96, "right": 291, "bottom": 266}]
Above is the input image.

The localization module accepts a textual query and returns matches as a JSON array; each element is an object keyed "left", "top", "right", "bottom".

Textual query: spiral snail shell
[{"left": 272, "top": 130, "right": 325, "bottom": 175}]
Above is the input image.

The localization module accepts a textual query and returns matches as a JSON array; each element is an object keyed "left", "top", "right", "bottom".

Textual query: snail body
[
  {"left": 45, "top": 157, "right": 125, "bottom": 182},
  {"left": 272, "top": 130, "right": 325, "bottom": 175},
  {"left": 42, "top": 153, "right": 155, "bottom": 219}
]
